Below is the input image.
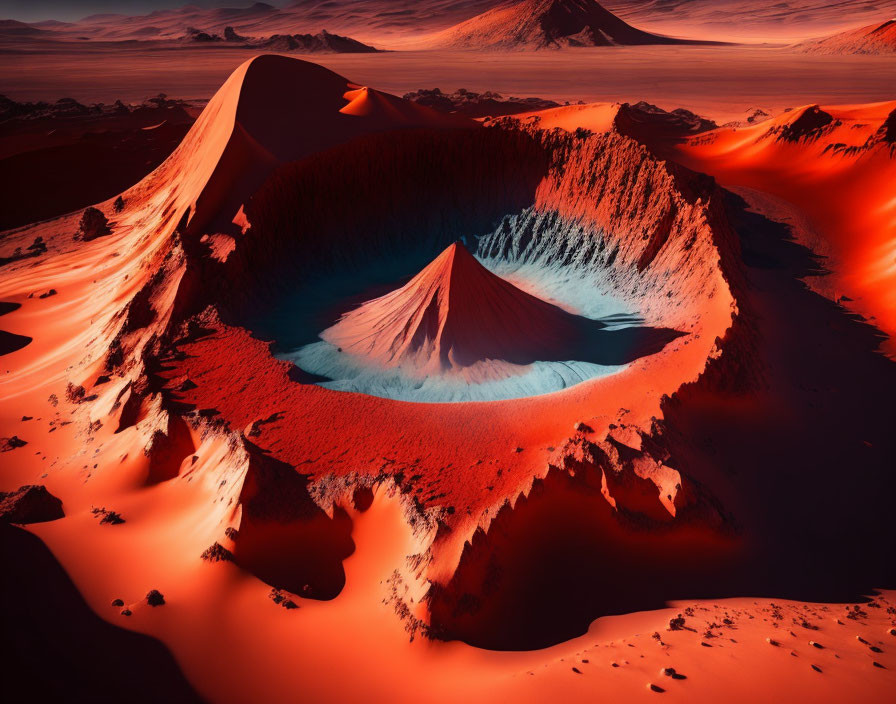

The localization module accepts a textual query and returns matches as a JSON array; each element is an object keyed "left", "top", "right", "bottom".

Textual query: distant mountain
[
  {"left": 5, "top": 1, "right": 895, "bottom": 47},
  {"left": 0, "top": 1, "right": 498, "bottom": 48},
  {"left": 183, "top": 26, "right": 380, "bottom": 53},
  {"left": 0, "top": 19, "right": 47, "bottom": 36},
  {"left": 403, "top": 88, "right": 561, "bottom": 117},
  {"left": 430, "top": 0, "right": 711, "bottom": 49},
  {"left": 604, "top": 0, "right": 896, "bottom": 42},
  {"left": 797, "top": 19, "right": 896, "bottom": 55}
]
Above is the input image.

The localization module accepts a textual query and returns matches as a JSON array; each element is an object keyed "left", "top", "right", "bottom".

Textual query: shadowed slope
[{"left": 0, "top": 525, "right": 202, "bottom": 703}]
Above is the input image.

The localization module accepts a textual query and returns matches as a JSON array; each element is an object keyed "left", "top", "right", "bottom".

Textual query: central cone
[{"left": 321, "top": 242, "right": 591, "bottom": 372}]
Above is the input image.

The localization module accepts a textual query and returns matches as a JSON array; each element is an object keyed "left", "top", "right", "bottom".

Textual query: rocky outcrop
[
  {"left": 767, "top": 105, "right": 836, "bottom": 143},
  {"left": 76, "top": 206, "right": 112, "bottom": 240},
  {"left": 256, "top": 30, "right": 378, "bottom": 53},
  {"left": 0, "top": 485, "right": 64, "bottom": 523},
  {"left": 403, "top": 88, "right": 561, "bottom": 118},
  {"left": 184, "top": 26, "right": 378, "bottom": 53}
]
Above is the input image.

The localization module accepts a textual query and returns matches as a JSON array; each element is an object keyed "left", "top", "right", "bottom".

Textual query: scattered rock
[
  {"left": 766, "top": 637, "right": 780, "bottom": 646},
  {"left": 91, "top": 506, "right": 125, "bottom": 525},
  {"left": 113, "top": 196, "right": 125, "bottom": 212},
  {"left": 809, "top": 640, "right": 823, "bottom": 649},
  {"left": 65, "top": 383, "right": 86, "bottom": 403},
  {"left": 111, "top": 598, "right": 124, "bottom": 607},
  {"left": 224, "top": 526, "right": 239, "bottom": 541},
  {"left": 661, "top": 667, "right": 686, "bottom": 680},
  {"left": 76, "top": 207, "right": 112, "bottom": 241},
  {"left": 811, "top": 664, "right": 823, "bottom": 673},
  {"left": 120, "top": 608, "right": 132, "bottom": 616},
  {"left": 0, "top": 436, "right": 27, "bottom": 452},
  {"left": 0, "top": 485, "right": 64, "bottom": 523},
  {"left": 571, "top": 667, "right": 582, "bottom": 674},
  {"left": 269, "top": 587, "right": 299, "bottom": 610},
  {"left": 27, "top": 236, "right": 47, "bottom": 253},
  {"left": 648, "top": 683, "right": 665, "bottom": 693},
  {"left": 146, "top": 589, "right": 165, "bottom": 606},
  {"left": 224, "top": 26, "right": 248, "bottom": 42},
  {"left": 200, "top": 542, "right": 234, "bottom": 562},
  {"left": 38, "top": 289, "right": 57, "bottom": 299},
  {"left": 869, "top": 645, "right": 883, "bottom": 653},
  {"left": 846, "top": 605, "right": 868, "bottom": 620},
  {"left": 668, "top": 614, "right": 686, "bottom": 630},
  {"left": 872, "top": 661, "right": 886, "bottom": 669}
]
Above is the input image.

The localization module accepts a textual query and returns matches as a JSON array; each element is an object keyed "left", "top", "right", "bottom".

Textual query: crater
[
  {"left": 224, "top": 127, "right": 694, "bottom": 403},
  {"left": 287, "top": 241, "right": 682, "bottom": 402}
]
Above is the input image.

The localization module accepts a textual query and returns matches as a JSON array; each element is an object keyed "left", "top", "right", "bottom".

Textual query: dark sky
[{"left": 0, "top": 1, "right": 279, "bottom": 22}]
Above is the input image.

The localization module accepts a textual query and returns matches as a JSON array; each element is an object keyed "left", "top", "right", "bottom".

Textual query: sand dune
[
  {"left": 607, "top": 0, "right": 896, "bottom": 41},
  {"left": 797, "top": 18, "right": 896, "bottom": 54},
  {"left": 669, "top": 101, "right": 896, "bottom": 355}
]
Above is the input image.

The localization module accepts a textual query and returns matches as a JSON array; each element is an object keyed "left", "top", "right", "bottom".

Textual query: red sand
[
  {"left": 3, "top": 45, "right": 894, "bottom": 128},
  {"left": 1, "top": 41, "right": 895, "bottom": 704},
  {"left": 669, "top": 101, "right": 896, "bottom": 356}
]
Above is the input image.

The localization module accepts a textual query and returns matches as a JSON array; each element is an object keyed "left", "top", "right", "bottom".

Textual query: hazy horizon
[{"left": 0, "top": 0, "right": 281, "bottom": 23}]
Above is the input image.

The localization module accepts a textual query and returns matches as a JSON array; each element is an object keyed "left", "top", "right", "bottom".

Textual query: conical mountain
[
  {"left": 431, "top": 0, "right": 702, "bottom": 50},
  {"left": 321, "top": 242, "right": 592, "bottom": 371}
]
